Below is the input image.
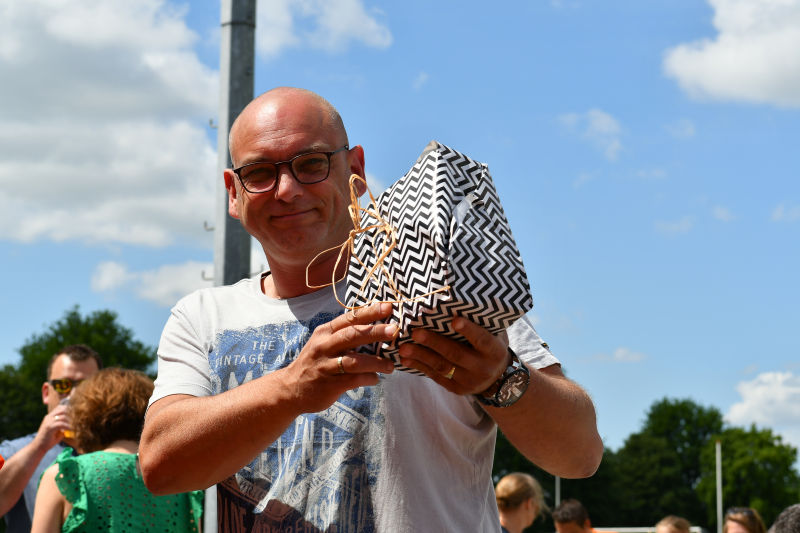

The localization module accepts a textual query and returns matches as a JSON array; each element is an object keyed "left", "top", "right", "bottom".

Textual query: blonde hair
[
  {"left": 657, "top": 515, "right": 691, "bottom": 533},
  {"left": 495, "top": 472, "right": 548, "bottom": 515}
]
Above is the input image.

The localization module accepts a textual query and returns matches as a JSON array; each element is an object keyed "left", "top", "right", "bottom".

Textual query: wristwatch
[{"left": 476, "top": 348, "right": 530, "bottom": 408}]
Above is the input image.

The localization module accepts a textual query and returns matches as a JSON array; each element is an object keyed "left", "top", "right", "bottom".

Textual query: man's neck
[{"left": 263, "top": 251, "right": 348, "bottom": 299}]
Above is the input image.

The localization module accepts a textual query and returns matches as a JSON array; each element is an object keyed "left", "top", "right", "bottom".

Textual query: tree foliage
[
  {"left": 615, "top": 398, "right": 724, "bottom": 525},
  {"left": 0, "top": 306, "right": 156, "bottom": 441},
  {"left": 697, "top": 426, "right": 800, "bottom": 528},
  {"left": 492, "top": 397, "right": 798, "bottom": 531}
]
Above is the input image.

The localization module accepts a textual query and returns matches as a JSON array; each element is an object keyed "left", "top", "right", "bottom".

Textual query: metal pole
[
  {"left": 213, "top": 0, "right": 255, "bottom": 288},
  {"left": 716, "top": 439, "right": 723, "bottom": 533},
  {"left": 555, "top": 475, "right": 561, "bottom": 507},
  {"left": 206, "top": 2, "right": 256, "bottom": 530}
]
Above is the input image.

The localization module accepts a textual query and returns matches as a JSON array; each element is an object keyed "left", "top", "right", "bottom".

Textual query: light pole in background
[
  {"left": 213, "top": 0, "right": 255, "bottom": 288},
  {"left": 206, "top": 1, "right": 256, "bottom": 530}
]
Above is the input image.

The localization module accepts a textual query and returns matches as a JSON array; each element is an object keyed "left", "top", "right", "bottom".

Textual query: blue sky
[{"left": 1, "top": 0, "right": 799, "bottom": 455}]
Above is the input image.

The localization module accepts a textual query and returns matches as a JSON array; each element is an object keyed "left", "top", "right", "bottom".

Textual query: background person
[
  {"left": 656, "top": 515, "right": 691, "bottom": 533},
  {"left": 552, "top": 498, "right": 596, "bottom": 533},
  {"left": 0, "top": 345, "right": 102, "bottom": 532},
  {"left": 31, "top": 367, "right": 203, "bottom": 532},
  {"left": 495, "top": 472, "right": 548, "bottom": 533},
  {"left": 769, "top": 504, "right": 800, "bottom": 533},
  {"left": 724, "top": 507, "right": 767, "bottom": 533},
  {"left": 140, "top": 87, "right": 603, "bottom": 532}
]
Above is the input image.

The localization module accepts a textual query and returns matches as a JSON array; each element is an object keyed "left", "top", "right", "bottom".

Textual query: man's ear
[
  {"left": 224, "top": 169, "right": 241, "bottom": 219},
  {"left": 42, "top": 381, "right": 50, "bottom": 405},
  {"left": 585, "top": 519, "right": 592, "bottom": 530},
  {"left": 347, "top": 145, "right": 367, "bottom": 197}
]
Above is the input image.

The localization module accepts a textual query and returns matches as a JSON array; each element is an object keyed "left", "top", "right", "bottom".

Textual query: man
[
  {"left": 140, "top": 87, "right": 603, "bottom": 532},
  {"left": 0, "top": 344, "right": 102, "bottom": 532},
  {"left": 553, "top": 498, "right": 611, "bottom": 533}
]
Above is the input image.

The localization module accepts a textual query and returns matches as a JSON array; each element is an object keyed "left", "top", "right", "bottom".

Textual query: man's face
[
  {"left": 555, "top": 520, "right": 591, "bottom": 533},
  {"left": 225, "top": 94, "right": 365, "bottom": 274},
  {"left": 42, "top": 354, "right": 100, "bottom": 412}
]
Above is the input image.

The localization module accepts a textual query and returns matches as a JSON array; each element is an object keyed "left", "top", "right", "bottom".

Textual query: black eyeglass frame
[
  {"left": 232, "top": 145, "right": 350, "bottom": 194},
  {"left": 49, "top": 378, "right": 83, "bottom": 395}
]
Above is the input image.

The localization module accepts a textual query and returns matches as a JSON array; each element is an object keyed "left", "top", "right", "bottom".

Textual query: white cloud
[
  {"left": 559, "top": 109, "right": 623, "bottom": 161},
  {"left": 412, "top": 71, "right": 429, "bottom": 91},
  {"left": 256, "top": 0, "right": 392, "bottom": 58},
  {"left": 655, "top": 215, "right": 694, "bottom": 235},
  {"left": 772, "top": 203, "right": 800, "bottom": 222},
  {"left": 572, "top": 172, "right": 595, "bottom": 189},
  {"left": 592, "top": 346, "right": 647, "bottom": 363},
  {"left": 666, "top": 118, "right": 696, "bottom": 139},
  {"left": 92, "top": 260, "right": 213, "bottom": 306},
  {"left": 713, "top": 205, "right": 735, "bottom": 222},
  {"left": 726, "top": 371, "right": 800, "bottom": 450},
  {"left": 663, "top": 0, "right": 800, "bottom": 107},
  {"left": 0, "top": 0, "right": 218, "bottom": 248},
  {"left": 636, "top": 168, "right": 668, "bottom": 181}
]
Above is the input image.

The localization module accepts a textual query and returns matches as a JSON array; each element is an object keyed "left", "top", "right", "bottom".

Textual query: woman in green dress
[{"left": 31, "top": 368, "right": 203, "bottom": 532}]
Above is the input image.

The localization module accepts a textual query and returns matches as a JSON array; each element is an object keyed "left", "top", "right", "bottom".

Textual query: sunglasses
[
  {"left": 49, "top": 378, "right": 83, "bottom": 395},
  {"left": 726, "top": 507, "right": 756, "bottom": 517}
]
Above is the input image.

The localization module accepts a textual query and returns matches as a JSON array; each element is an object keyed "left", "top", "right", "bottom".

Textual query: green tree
[
  {"left": 615, "top": 398, "right": 724, "bottom": 527},
  {"left": 697, "top": 426, "right": 800, "bottom": 529},
  {"left": 0, "top": 306, "right": 156, "bottom": 441}
]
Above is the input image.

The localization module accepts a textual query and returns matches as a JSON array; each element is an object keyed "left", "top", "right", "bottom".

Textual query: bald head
[{"left": 229, "top": 87, "right": 347, "bottom": 167}]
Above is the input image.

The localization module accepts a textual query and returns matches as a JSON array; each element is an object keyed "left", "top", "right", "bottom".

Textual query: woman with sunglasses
[
  {"left": 30, "top": 368, "right": 203, "bottom": 532},
  {"left": 724, "top": 507, "right": 766, "bottom": 533}
]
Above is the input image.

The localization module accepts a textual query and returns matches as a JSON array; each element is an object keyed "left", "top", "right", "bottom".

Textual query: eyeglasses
[
  {"left": 233, "top": 145, "right": 349, "bottom": 194},
  {"left": 49, "top": 378, "right": 83, "bottom": 395}
]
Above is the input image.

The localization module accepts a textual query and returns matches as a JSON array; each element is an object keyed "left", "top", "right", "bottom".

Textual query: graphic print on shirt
[{"left": 208, "top": 312, "right": 384, "bottom": 532}]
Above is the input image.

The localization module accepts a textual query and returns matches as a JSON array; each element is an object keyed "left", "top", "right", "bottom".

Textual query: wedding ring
[
  {"left": 337, "top": 355, "right": 345, "bottom": 374},
  {"left": 444, "top": 366, "right": 455, "bottom": 380},
  {"left": 55, "top": 415, "right": 60, "bottom": 421}
]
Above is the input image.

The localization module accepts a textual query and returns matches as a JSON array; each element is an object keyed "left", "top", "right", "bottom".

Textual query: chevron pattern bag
[{"left": 342, "top": 140, "right": 534, "bottom": 373}]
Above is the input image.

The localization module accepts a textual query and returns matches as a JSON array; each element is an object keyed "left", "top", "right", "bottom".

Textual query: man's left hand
[{"left": 398, "top": 316, "right": 509, "bottom": 395}]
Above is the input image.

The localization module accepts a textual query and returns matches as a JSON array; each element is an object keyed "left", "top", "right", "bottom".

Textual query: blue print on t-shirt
[{"left": 208, "top": 312, "right": 382, "bottom": 532}]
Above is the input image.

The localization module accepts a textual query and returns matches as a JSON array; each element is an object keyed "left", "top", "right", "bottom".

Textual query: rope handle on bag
[{"left": 305, "top": 174, "right": 450, "bottom": 334}]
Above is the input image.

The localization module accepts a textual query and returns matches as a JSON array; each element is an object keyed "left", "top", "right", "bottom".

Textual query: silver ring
[
  {"left": 54, "top": 415, "right": 60, "bottom": 421},
  {"left": 337, "top": 355, "right": 345, "bottom": 374},
  {"left": 444, "top": 366, "right": 455, "bottom": 380}
]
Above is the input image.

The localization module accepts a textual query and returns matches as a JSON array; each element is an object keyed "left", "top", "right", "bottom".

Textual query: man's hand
[
  {"left": 33, "top": 403, "right": 71, "bottom": 450},
  {"left": 397, "top": 316, "right": 508, "bottom": 395},
  {"left": 279, "top": 301, "right": 399, "bottom": 413},
  {"left": 141, "top": 301, "right": 399, "bottom": 495}
]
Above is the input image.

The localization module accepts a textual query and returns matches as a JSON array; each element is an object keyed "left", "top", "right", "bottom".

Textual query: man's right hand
[
  {"left": 141, "top": 301, "right": 399, "bottom": 495},
  {"left": 34, "top": 403, "right": 71, "bottom": 450},
  {"left": 279, "top": 301, "right": 398, "bottom": 414}
]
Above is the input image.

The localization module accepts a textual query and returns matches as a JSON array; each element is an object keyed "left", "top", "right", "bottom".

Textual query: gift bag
[{"left": 343, "top": 141, "right": 533, "bottom": 372}]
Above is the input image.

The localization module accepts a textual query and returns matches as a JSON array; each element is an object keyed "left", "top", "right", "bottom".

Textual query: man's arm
[
  {"left": 0, "top": 404, "right": 70, "bottom": 516},
  {"left": 398, "top": 316, "right": 603, "bottom": 478},
  {"left": 140, "top": 303, "right": 398, "bottom": 495}
]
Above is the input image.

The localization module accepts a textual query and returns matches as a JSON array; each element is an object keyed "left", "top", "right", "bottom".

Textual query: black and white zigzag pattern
[{"left": 345, "top": 141, "right": 534, "bottom": 373}]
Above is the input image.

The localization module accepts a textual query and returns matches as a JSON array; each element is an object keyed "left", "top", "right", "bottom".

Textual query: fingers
[
  {"left": 398, "top": 316, "right": 508, "bottom": 395},
  {"left": 310, "top": 302, "right": 398, "bottom": 365},
  {"left": 335, "top": 352, "right": 396, "bottom": 376}
]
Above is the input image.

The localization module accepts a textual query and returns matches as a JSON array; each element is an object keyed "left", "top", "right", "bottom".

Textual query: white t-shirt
[{"left": 151, "top": 273, "right": 558, "bottom": 533}]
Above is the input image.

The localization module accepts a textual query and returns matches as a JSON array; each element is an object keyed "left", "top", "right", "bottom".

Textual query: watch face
[{"left": 496, "top": 369, "right": 530, "bottom": 406}]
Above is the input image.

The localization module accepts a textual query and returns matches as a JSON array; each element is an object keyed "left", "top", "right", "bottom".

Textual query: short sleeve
[
  {"left": 507, "top": 314, "right": 560, "bottom": 369},
  {"left": 53, "top": 448, "right": 89, "bottom": 528}
]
